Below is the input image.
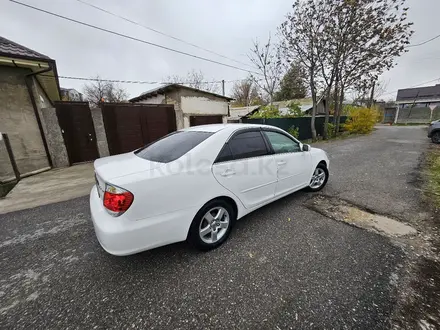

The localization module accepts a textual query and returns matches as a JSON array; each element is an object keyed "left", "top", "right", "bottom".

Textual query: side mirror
[{"left": 302, "top": 144, "right": 310, "bottom": 152}]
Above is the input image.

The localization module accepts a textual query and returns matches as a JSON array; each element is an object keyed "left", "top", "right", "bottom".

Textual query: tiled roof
[{"left": 0, "top": 36, "right": 51, "bottom": 61}]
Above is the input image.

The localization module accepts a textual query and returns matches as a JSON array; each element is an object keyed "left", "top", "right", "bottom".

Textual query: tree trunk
[
  {"left": 336, "top": 86, "right": 345, "bottom": 133},
  {"left": 333, "top": 86, "right": 339, "bottom": 136},
  {"left": 368, "top": 80, "right": 376, "bottom": 108},
  {"left": 310, "top": 73, "right": 317, "bottom": 141},
  {"left": 323, "top": 90, "right": 331, "bottom": 139}
]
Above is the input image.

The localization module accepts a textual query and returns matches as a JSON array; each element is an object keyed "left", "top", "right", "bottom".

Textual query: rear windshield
[{"left": 135, "top": 131, "right": 213, "bottom": 163}]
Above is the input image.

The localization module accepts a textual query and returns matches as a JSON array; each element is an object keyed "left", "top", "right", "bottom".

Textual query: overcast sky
[{"left": 1, "top": 0, "right": 439, "bottom": 100}]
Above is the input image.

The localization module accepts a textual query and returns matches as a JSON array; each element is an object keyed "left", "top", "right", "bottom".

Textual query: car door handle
[
  {"left": 277, "top": 161, "right": 287, "bottom": 166},
  {"left": 220, "top": 169, "right": 236, "bottom": 177}
]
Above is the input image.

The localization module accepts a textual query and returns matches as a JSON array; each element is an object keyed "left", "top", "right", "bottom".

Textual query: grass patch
[
  {"left": 305, "top": 132, "right": 363, "bottom": 145},
  {"left": 0, "top": 180, "right": 17, "bottom": 198},
  {"left": 425, "top": 146, "right": 440, "bottom": 208}
]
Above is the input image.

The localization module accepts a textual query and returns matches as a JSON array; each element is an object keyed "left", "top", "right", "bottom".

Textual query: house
[
  {"left": 0, "top": 36, "right": 62, "bottom": 182},
  {"left": 272, "top": 98, "right": 326, "bottom": 115},
  {"left": 395, "top": 84, "right": 440, "bottom": 123},
  {"left": 228, "top": 105, "right": 261, "bottom": 122},
  {"left": 229, "top": 98, "right": 326, "bottom": 121},
  {"left": 129, "top": 84, "right": 233, "bottom": 129},
  {"left": 60, "top": 87, "right": 84, "bottom": 101}
]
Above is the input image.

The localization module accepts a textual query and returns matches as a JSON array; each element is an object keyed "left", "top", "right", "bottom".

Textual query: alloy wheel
[
  {"left": 199, "top": 207, "right": 230, "bottom": 244},
  {"left": 310, "top": 167, "right": 326, "bottom": 189}
]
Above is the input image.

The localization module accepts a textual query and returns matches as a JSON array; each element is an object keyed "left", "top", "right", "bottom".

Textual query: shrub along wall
[{"left": 242, "top": 116, "right": 347, "bottom": 140}]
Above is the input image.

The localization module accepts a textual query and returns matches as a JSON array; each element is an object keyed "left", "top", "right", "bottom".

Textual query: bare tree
[
  {"left": 83, "top": 76, "right": 129, "bottom": 107},
  {"left": 248, "top": 35, "right": 284, "bottom": 104},
  {"left": 166, "top": 69, "right": 220, "bottom": 93},
  {"left": 231, "top": 76, "right": 261, "bottom": 107},
  {"left": 352, "top": 80, "right": 389, "bottom": 106},
  {"left": 280, "top": 0, "right": 413, "bottom": 138},
  {"left": 280, "top": 1, "right": 328, "bottom": 140}
]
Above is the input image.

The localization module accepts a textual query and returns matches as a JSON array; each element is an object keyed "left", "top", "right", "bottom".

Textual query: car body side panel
[{"left": 212, "top": 155, "right": 278, "bottom": 209}]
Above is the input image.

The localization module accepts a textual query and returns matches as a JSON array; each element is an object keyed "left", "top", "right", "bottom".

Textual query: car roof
[{"left": 180, "top": 123, "right": 275, "bottom": 133}]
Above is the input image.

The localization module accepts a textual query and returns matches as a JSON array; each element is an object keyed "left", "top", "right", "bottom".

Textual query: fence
[{"left": 242, "top": 116, "right": 348, "bottom": 140}]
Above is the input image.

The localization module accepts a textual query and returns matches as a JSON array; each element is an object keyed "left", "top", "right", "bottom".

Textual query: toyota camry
[{"left": 90, "top": 124, "right": 329, "bottom": 256}]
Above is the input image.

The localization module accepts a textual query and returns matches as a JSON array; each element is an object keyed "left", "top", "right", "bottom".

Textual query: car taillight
[{"left": 103, "top": 184, "right": 134, "bottom": 217}]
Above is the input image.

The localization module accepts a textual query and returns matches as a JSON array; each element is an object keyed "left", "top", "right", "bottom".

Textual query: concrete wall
[
  {"left": 433, "top": 107, "right": 440, "bottom": 121},
  {"left": 132, "top": 88, "right": 230, "bottom": 129},
  {"left": 0, "top": 66, "right": 49, "bottom": 177},
  {"left": 91, "top": 107, "right": 110, "bottom": 158},
  {"left": 165, "top": 90, "right": 185, "bottom": 129},
  {"left": 171, "top": 89, "right": 229, "bottom": 128},
  {"left": 180, "top": 96, "right": 228, "bottom": 115},
  {"left": 40, "top": 108, "right": 69, "bottom": 167},
  {"left": 396, "top": 107, "right": 433, "bottom": 124},
  {"left": 0, "top": 135, "right": 15, "bottom": 182}
]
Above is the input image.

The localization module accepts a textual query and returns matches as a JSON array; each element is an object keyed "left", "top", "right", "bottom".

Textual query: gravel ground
[{"left": 0, "top": 126, "right": 430, "bottom": 329}]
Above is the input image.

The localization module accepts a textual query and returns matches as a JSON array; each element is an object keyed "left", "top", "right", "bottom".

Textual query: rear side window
[
  {"left": 135, "top": 131, "right": 213, "bottom": 163},
  {"left": 215, "top": 144, "right": 233, "bottom": 163},
  {"left": 228, "top": 131, "right": 268, "bottom": 160}
]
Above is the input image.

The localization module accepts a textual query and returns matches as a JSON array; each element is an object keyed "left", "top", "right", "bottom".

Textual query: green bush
[
  {"left": 344, "top": 106, "right": 379, "bottom": 134},
  {"left": 288, "top": 125, "right": 300, "bottom": 139},
  {"left": 285, "top": 101, "right": 303, "bottom": 117},
  {"left": 248, "top": 105, "right": 280, "bottom": 119},
  {"left": 326, "top": 122, "right": 336, "bottom": 138}
]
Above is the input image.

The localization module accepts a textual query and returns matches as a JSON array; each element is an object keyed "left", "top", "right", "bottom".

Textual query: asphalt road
[{"left": 0, "top": 126, "right": 429, "bottom": 329}]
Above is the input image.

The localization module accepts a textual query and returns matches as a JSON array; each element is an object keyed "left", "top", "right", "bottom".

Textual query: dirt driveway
[{"left": 0, "top": 126, "right": 436, "bottom": 329}]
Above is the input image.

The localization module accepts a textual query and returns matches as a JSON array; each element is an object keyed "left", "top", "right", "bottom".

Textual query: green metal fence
[{"left": 242, "top": 116, "right": 348, "bottom": 140}]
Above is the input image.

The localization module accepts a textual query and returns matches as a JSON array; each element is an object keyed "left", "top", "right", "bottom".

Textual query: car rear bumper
[{"left": 90, "top": 186, "right": 196, "bottom": 256}]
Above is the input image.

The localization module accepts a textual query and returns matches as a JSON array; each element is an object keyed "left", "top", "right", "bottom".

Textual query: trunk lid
[{"left": 94, "top": 152, "right": 163, "bottom": 181}]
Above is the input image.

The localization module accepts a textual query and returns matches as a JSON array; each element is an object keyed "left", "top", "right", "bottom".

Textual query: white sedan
[{"left": 90, "top": 124, "right": 329, "bottom": 256}]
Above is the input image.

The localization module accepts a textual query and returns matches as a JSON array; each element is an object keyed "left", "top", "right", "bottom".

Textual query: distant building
[
  {"left": 228, "top": 105, "right": 261, "bottom": 122},
  {"left": 130, "top": 84, "right": 233, "bottom": 129},
  {"left": 395, "top": 84, "right": 440, "bottom": 123},
  {"left": 60, "top": 88, "right": 83, "bottom": 101},
  {"left": 228, "top": 98, "right": 326, "bottom": 122},
  {"left": 271, "top": 98, "right": 326, "bottom": 115}
]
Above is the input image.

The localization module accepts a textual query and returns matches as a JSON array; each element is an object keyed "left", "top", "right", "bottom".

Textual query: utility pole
[{"left": 222, "top": 80, "right": 225, "bottom": 96}]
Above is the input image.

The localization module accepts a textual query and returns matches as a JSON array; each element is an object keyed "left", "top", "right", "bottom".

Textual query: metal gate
[
  {"left": 383, "top": 108, "right": 396, "bottom": 124},
  {"left": 55, "top": 101, "right": 99, "bottom": 164},
  {"left": 101, "top": 103, "right": 176, "bottom": 155},
  {"left": 190, "top": 115, "right": 223, "bottom": 126}
]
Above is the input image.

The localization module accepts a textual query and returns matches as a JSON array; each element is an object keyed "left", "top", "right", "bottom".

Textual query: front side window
[
  {"left": 228, "top": 131, "right": 268, "bottom": 160},
  {"left": 264, "top": 131, "right": 301, "bottom": 153},
  {"left": 135, "top": 131, "right": 213, "bottom": 163}
]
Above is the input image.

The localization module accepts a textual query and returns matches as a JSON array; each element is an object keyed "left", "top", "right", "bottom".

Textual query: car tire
[
  {"left": 187, "top": 199, "right": 236, "bottom": 251},
  {"left": 307, "top": 163, "right": 329, "bottom": 192},
  {"left": 432, "top": 131, "right": 440, "bottom": 144}
]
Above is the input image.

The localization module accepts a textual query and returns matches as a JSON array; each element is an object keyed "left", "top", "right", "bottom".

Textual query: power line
[
  {"left": 9, "top": 0, "right": 260, "bottom": 75},
  {"left": 381, "top": 77, "right": 440, "bottom": 97},
  {"left": 75, "top": 0, "right": 256, "bottom": 70},
  {"left": 41, "top": 74, "right": 256, "bottom": 85},
  {"left": 406, "top": 33, "right": 440, "bottom": 48}
]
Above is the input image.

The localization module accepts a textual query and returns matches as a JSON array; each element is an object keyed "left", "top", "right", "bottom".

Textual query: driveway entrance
[{"left": 0, "top": 163, "right": 94, "bottom": 214}]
